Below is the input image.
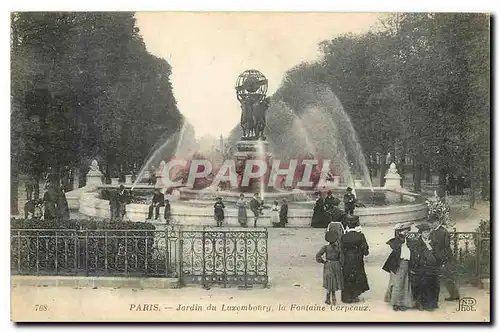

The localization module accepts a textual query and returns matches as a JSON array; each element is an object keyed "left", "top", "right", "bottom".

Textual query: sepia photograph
[{"left": 9, "top": 10, "right": 491, "bottom": 323}]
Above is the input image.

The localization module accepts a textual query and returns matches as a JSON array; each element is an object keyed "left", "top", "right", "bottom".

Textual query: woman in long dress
[
  {"left": 236, "top": 194, "right": 248, "bottom": 227},
  {"left": 340, "top": 215, "right": 370, "bottom": 303},
  {"left": 316, "top": 231, "right": 344, "bottom": 305},
  {"left": 213, "top": 197, "right": 225, "bottom": 227},
  {"left": 410, "top": 223, "right": 440, "bottom": 311},
  {"left": 270, "top": 200, "right": 280, "bottom": 227},
  {"left": 383, "top": 222, "right": 416, "bottom": 311},
  {"left": 311, "top": 193, "right": 326, "bottom": 228}
]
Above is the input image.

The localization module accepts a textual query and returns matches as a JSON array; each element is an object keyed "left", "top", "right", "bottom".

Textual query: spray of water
[
  {"left": 262, "top": 82, "right": 373, "bottom": 191},
  {"left": 255, "top": 140, "right": 266, "bottom": 201},
  {"left": 131, "top": 119, "right": 197, "bottom": 191}
]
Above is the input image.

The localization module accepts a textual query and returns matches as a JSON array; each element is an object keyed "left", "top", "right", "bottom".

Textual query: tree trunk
[
  {"left": 469, "top": 159, "right": 477, "bottom": 209},
  {"left": 438, "top": 168, "right": 447, "bottom": 199},
  {"left": 11, "top": 164, "right": 19, "bottom": 215},
  {"left": 379, "top": 151, "right": 387, "bottom": 187},
  {"left": 413, "top": 151, "right": 422, "bottom": 193},
  {"left": 399, "top": 151, "right": 406, "bottom": 187},
  {"left": 481, "top": 170, "right": 490, "bottom": 201},
  {"left": 425, "top": 162, "right": 432, "bottom": 183}
]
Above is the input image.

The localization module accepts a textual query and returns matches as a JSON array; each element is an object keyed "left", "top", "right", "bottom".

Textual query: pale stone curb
[{"left": 11, "top": 275, "right": 179, "bottom": 289}]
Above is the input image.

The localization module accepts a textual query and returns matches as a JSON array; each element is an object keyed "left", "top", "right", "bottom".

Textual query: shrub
[{"left": 10, "top": 218, "right": 167, "bottom": 277}]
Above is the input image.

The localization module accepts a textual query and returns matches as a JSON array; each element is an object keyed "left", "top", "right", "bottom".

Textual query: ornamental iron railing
[
  {"left": 10, "top": 226, "right": 269, "bottom": 288},
  {"left": 179, "top": 228, "right": 268, "bottom": 288}
]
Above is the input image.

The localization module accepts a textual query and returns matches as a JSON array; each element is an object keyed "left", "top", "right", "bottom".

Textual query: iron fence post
[
  {"left": 85, "top": 230, "right": 89, "bottom": 276},
  {"left": 202, "top": 229, "right": 206, "bottom": 288},
  {"left": 244, "top": 231, "right": 248, "bottom": 288},
  {"left": 165, "top": 228, "right": 169, "bottom": 277},
  {"left": 179, "top": 227, "right": 184, "bottom": 286},
  {"left": 475, "top": 232, "right": 481, "bottom": 284},
  {"left": 265, "top": 229, "right": 269, "bottom": 288},
  {"left": 223, "top": 231, "right": 227, "bottom": 288}
]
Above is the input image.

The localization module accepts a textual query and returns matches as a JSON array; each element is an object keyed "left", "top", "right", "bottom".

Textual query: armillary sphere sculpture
[{"left": 235, "top": 69, "right": 270, "bottom": 140}]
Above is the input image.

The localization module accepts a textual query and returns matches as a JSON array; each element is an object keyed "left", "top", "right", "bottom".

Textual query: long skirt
[
  {"left": 323, "top": 261, "right": 343, "bottom": 292},
  {"left": 238, "top": 207, "right": 248, "bottom": 226},
  {"left": 411, "top": 271, "right": 440, "bottom": 310},
  {"left": 384, "top": 260, "right": 415, "bottom": 308},
  {"left": 270, "top": 211, "right": 280, "bottom": 226},
  {"left": 214, "top": 211, "right": 224, "bottom": 222},
  {"left": 341, "top": 258, "right": 370, "bottom": 302}
]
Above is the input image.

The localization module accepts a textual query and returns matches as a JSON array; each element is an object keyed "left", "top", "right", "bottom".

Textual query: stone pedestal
[
  {"left": 332, "top": 176, "right": 341, "bottom": 187},
  {"left": 234, "top": 139, "right": 272, "bottom": 193},
  {"left": 86, "top": 160, "right": 103, "bottom": 187},
  {"left": 125, "top": 175, "right": 133, "bottom": 184},
  {"left": 234, "top": 140, "right": 269, "bottom": 159},
  {"left": 111, "top": 178, "right": 120, "bottom": 185},
  {"left": 384, "top": 162, "right": 402, "bottom": 190},
  {"left": 141, "top": 171, "right": 150, "bottom": 182}
]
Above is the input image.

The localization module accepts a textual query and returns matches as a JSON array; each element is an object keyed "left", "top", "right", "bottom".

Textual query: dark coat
[
  {"left": 343, "top": 193, "right": 357, "bottom": 207},
  {"left": 152, "top": 192, "right": 165, "bottom": 206},
  {"left": 382, "top": 236, "right": 414, "bottom": 274},
  {"left": 311, "top": 198, "right": 326, "bottom": 228},
  {"left": 249, "top": 198, "right": 261, "bottom": 215},
  {"left": 214, "top": 201, "right": 225, "bottom": 220},
  {"left": 341, "top": 231, "right": 370, "bottom": 301},
  {"left": 324, "top": 195, "right": 340, "bottom": 211},
  {"left": 279, "top": 203, "right": 288, "bottom": 223},
  {"left": 430, "top": 225, "right": 454, "bottom": 265},
  {"left": 409, "top": 237, "right": 439, "bottom": 275},
  {"left": 327, "top": 206, "right": 347, "bottom": 228}
]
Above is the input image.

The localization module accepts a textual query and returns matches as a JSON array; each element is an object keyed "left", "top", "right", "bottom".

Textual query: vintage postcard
[{"left": 10, "top": 11, "right": 491, "bottom": 322}]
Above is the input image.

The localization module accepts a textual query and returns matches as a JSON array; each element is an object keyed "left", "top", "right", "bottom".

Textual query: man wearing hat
[
  {"left": 249, "top": 193, "right": 262, "bottom": 227},
  {"left": 340, "top": 215, "right": 370, "bottom": 303},
  {"left": 343, "top": 187, "right": 357, "bottom": 215},
  {"left": 430, "top": 219, "right": 460, "bottom": 301},
  {"left": 148, "top": 188, "right": 165, "bottom": 220},
  {"left": 383, "top": 222, "right": 415, "bottom": 311},
  {"left": 409, "top": 223, "right": 440, "bottom": 311}
]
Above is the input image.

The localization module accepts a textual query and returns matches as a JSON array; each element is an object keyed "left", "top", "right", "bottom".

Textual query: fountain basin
[{"left": 77, "top": 187, "right": 428, "bottom": 227}]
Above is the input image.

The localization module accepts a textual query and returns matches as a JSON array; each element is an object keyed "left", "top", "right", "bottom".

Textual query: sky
[{"left": 135, "top": 12, "right": 382, "bottom": 138}]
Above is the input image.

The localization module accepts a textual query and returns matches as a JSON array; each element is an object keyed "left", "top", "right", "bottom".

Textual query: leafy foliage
[
  {"left": 262, "top": 13, "right": 490, "bottom": 199},
  {"left": 11, "top": 12, "right": 183, "bottom": 202}
]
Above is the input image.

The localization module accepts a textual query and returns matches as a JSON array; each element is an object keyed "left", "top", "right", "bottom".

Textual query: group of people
[
  {"left": 147, "top": 188, "right": 172, "bottom": 223},
  {"left": 382, "top": 220, "right": 460, "bottom": 311},
  {"left": 315, "top": 213, "right": 461, "bottom": 311},
  {"left": 213, "top": 193, "right": 289, "bottom": 228},
  {"left": 311, "top": 188, "right": 358, "bottom": 229},
  {"left": 316, "top": 215, "right": 370, "bottom": 304},
  {"left": 24, "top": 181, "right": 69, "bottom": 222}
]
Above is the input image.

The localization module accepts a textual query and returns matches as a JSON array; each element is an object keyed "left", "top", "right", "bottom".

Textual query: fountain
[{"left": 72, "top": 69, "right": 428, "bottom": 226}]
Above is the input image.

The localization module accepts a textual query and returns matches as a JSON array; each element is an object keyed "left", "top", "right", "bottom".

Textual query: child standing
[
  {"left": 270, "top": 200, "right": 280, "bottom": 227},
  {"left": 213, "top": 197, "right": 225, "bottom": 227},
  {"left": 316, "top": 232, "right": 344, "bottom": 305}
]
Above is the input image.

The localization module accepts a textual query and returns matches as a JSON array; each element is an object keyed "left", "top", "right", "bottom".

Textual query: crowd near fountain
[{"left": 70, "top": 69, "right": 427, "bottom": 227}]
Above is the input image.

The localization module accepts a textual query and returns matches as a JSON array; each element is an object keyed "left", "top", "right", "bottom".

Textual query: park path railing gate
[
  {"left": 11, "top": 226, "right": 269, "bottom": 288},
  {"left": 178, "top": 228, "right": 268, "bottom": 288}
]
